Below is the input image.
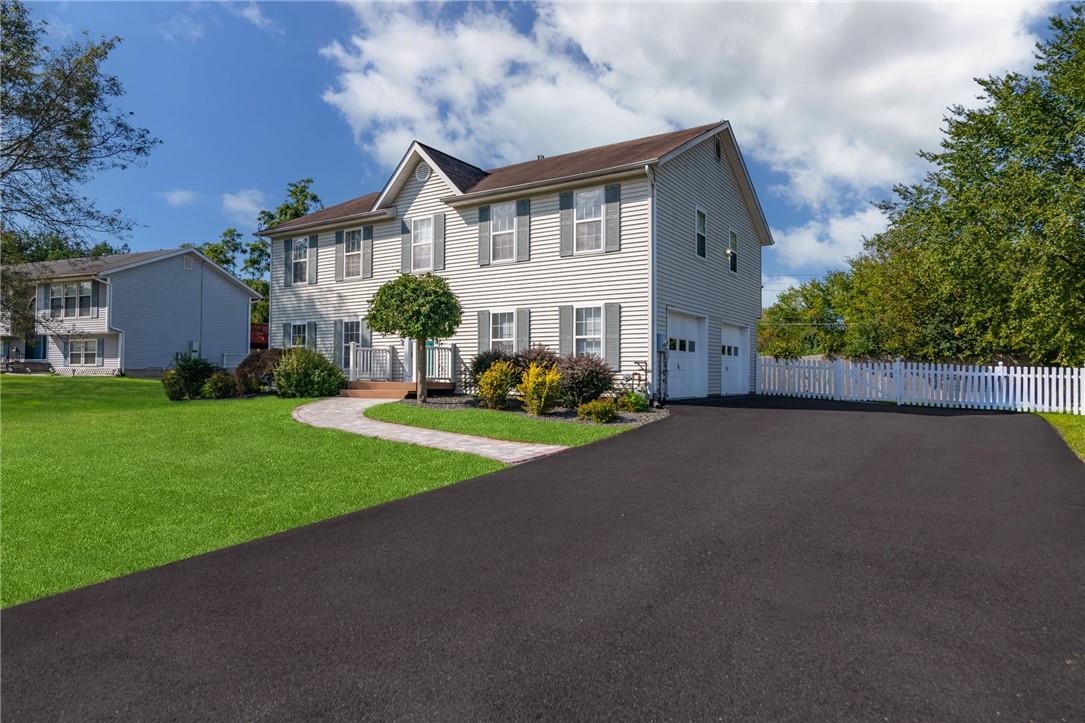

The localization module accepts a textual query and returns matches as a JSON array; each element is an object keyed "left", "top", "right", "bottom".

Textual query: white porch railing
[
  {"left": 347, "top": 343, "right": 394, "bottom": 381},
  {"left": 426, "top": 345, "right": 455, "bottom": 382}
]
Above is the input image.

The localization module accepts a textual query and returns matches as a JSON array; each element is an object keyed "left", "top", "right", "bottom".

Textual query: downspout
[
  {"left": 645, "top": 163, "right": 658, "bottom": 403},
  {"left": 99, "top": 276, "right": 125, "bottom": 374}
]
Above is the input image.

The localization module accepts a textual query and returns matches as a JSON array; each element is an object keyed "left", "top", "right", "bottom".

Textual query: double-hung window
[
  {"left": 490, "top": 202, "right": 516, "bottom": 263},
  {"left": 344, "top": 229, "right": 362, "bottom": 278},
  {"left": 50, "top": 285, "right": 63, "bottom": 318},
  {"left": 574, "top": 306, "right": 602, "bottom": 357},
  {"left": 695, "top": 208, "right": 707, "bottom": 258},
  {"left": 291, "top": 241, "right": 308, "bottom": 284},
  {"left": 490, "top": 311, "right": 515, "bottom": 353},
  {"left": 78, "top": 281, "right": 91, "bottom": 316},
  {"left": 412, "top": 216, "right": 433, "bottom": 272},
  {"left": 728, "top": 229, "right": 738, "bottom": 272},
  {"left": 69, "top": 338, "right": 96, "bottom": 366},
  {"left": 290, "top": 323, "right": 307, "bottom": 348},
  {"left": 574, "top": 188, "right": 603, "bottom": 253},
  {"left": 343, "top": 320, "right": 361, "bottom": 364}
]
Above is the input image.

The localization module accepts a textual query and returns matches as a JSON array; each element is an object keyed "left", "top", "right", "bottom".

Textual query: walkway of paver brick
[{"left": 293, "top": 397, "right": 567, "bottom": 464}]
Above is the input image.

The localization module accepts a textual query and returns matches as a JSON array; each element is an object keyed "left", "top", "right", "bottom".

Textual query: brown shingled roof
[
  {"left": 262, "top": 122, "right": 723, "bottom": 234},
  {"left": 2, "top": 249, "right": 177, "bottom": 278}
]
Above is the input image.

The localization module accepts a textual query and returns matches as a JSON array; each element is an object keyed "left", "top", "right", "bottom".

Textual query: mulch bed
[{"left": 398, "top": 395, "right": 669, "bottom": 427}]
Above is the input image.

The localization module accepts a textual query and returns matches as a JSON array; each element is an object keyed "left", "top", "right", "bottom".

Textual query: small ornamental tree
[{"left": 366, "top": 273, "right": 462, "bottom": 403}]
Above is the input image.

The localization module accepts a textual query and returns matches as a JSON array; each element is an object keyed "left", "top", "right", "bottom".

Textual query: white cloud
[
  {"left": 228, "top": 2, "right": 284, "bottom": 36},
  {"left": 221, "top": 189, "right": 267, "bottom": 226},
  {"left": 771, "top": 206, "right": 887, "bottom": 271},
  {"left": 159, "top": 12, "right": 205, "bottom": 43},
  {"left": 762, "top": 275, "right": 803, "bottom": 308},
  {"left": 158, "top": 189, "right": 198, "bottom": 207},
  {"left": 322, "top": 2, "right": 1048, "bottom": 209}
]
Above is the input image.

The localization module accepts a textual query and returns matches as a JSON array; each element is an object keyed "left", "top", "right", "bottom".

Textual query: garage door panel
[{"left": 667, "top": 311, "right": 707, "bottom": 399}]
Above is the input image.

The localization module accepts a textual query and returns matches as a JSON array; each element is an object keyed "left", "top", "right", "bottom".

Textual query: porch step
[
  {"left": 340, "top": 388, "right": 411, "bottom": 399},
  {"left": 347, "top": 381, "right": 416, "bottom": 391},
  {"left": 340, "top": 380, "right": 456, "bottom": 399}
]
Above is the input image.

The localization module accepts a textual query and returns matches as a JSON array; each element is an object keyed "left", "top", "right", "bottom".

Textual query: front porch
[{"left": 343, "top": 342, "right": 460, "bottom": 399}]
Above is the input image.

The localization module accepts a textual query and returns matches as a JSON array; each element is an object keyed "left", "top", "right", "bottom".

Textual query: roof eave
[
  {"left": 442, "top": 161, "right": 656, "bottom": 206},
  {"left": 258, "top": 208, "right": 397, "bottom": 238}
]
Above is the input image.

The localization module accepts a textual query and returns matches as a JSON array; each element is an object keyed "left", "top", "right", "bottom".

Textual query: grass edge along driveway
[
  {"left": 1040, "top": 413, "right": 1085, "bottom": 461},
  {"left": 364, "top": 401, "right": 635, "bottom": 446},
  {"left": 0, "top": 375, "right": 503, "bottom": 608}
]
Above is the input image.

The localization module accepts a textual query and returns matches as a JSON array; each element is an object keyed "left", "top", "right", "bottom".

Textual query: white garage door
[
  {"left": 667, "top": 311, "right": 707, "bottom": 399},
  {"left": 720, "top": 323, "right": 747, "bottom": 395}
]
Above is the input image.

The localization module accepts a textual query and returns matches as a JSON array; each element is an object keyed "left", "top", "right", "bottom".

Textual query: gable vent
[{"left": 415, "top": 162, "right": 431, "bottom": 182}]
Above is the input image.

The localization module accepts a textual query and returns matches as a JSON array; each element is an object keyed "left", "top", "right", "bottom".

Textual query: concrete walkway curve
[{"left": 293, "top": 397, "right": 566, "bottom": 464}]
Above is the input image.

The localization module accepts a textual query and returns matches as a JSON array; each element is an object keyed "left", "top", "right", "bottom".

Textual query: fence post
[
  {"left": 893, "top": 358, "right": 902, "bottom": 406},
  {"left": 832, "top": 359, "right": 842, "bottom": 400}
]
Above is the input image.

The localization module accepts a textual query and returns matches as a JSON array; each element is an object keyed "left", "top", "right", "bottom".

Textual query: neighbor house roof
[
  {"left": 259, "top": 121, "right": 772, "bottom": 246},
  {"left": 3, "top": 249, "right": 176, "bottom": 279}
]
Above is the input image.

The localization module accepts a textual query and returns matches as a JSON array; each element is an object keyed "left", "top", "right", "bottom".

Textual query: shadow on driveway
[{"left": 3, "top": 396, "right": 1083, "bottom": 720}]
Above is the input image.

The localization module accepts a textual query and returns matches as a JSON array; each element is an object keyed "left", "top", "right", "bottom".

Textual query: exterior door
[
  {"left": 720, "top": 324, "right": 746, "bottom": 395},
  {"left": 667, "top": 311, "right": 707, "bottom": 398}
]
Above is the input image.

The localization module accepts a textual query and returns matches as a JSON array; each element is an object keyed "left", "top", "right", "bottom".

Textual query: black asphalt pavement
[{"left": 3, "top": 398, "right": 1084, "bottom": 721}]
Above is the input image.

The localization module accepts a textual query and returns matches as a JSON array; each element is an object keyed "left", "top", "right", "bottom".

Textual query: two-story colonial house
[
  {"left": 260, "top": 121, "right": 773, "bottom": 400},
  {"left": 1, "top": 248, "right": 260, "bottom": 377}
]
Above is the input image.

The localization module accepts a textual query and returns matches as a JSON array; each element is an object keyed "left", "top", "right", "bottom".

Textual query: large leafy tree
[
  {"left": 761, "top": 6, "right": 1084, "bottom": 365},
  {"left": 366, "top": 274, "right": 462, "bottom": 403},
  {"left": 0, "top": 0, "right": 158, "bottom": 242}
]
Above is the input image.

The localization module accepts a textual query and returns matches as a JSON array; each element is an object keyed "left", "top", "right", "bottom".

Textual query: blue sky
[{"left": 34, "top": 1, "right": 1056, "bottom": 305}]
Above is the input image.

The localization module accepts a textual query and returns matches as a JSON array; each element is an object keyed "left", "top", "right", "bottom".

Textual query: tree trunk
[{"left": 415, "top": 337, "right": 427, "bottom": 404}]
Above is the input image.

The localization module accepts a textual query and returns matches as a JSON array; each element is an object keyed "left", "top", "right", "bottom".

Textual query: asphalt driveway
[{"left": 3, "top": 398, "right": 1083, "bottom": 721}]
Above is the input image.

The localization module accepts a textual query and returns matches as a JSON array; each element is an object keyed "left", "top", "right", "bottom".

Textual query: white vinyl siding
[
  {"left": 655, "top": 136, "right": 763, "bottom": 394},
  {"left": 267, "top": 156, "right": 651, "bottom": 381},
  {"left": 490, "top": 202, "right": 516, "bottom": 263}
]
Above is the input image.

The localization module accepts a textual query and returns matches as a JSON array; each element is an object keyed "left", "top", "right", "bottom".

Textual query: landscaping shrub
[
  {"left": 272, "top": 347, "right": 346, "bottom": 398},
  {"left": 161, "top": 369, "right": 185, "bottom": 401},
  {"left": 476, "top": 359, "right": 517, "bottom": 410},
  {"left": 201, "top": 371, "right": 238, "bottom": 399},
  {"left": 616, "top": 390, "right": 650, "bottom": 413},
  {"left": 513, "top": 345, "right": 559, "bottom": 375},
  {"left": 173, "top": 355, "right": 215, "bottom": 400},
  {"left": 469, "top": 349, "right": 513, "bottom": 390},
  {"left": 517, "top": 362, "right": 561, "bottom": 415},
  {"left": 556, "top": 354, "right": 614, "bottom": 407},
  {"left": 577, "top": 398, "right": 618, "bottom": 423},
  {"left": 234, "top": 348, "right": 282, "bottom": 393}
]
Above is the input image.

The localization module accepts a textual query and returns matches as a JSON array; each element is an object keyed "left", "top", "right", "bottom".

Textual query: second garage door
[{"left": 667, "top": 310, "right": 707, "bottom": 399}]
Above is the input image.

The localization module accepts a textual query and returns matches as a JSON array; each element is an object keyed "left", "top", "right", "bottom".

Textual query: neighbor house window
[
  {"left": 291, "top": 241, "right": 308, "bottom": 284},
  {"left": 290, "top": 323, "right": 307, "bottom": 348},
  {"left": 490, "top": 202, "right": 516, "bottom": 263},
  {"left": 412, "top": 216, "right": 434, "bottom": 272},
  {"left": 714, "top": 135, "right": 722, "bottom": 161},
  {"left": 490, "top": 311, "right": 515, "bottom": 353},
  {"left": 574, "top": 188, "right": 603, "bottom": 253},
  {"left": 728, "top": 229, "right": 738, "bottom": 272},
  {"left": 69, "top": 338, "right": 96, "bottom": 366},
  {"left": 344, "top": 229, "right": 362, "bottom": 278},
  {"left": 574, "top": 306, "right": 602, "bottom": 357},
  {"left": 695, "top": 208, "right": 707, "bottom": 258},
  {"left": 343, "top": 320, "right": 361, "bottom": 363},
  {"left": 52, "top": 283, "right": 91, "bottom": 318}
]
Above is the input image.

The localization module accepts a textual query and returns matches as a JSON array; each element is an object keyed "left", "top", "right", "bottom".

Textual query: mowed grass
[
  {"left": 0, "top": 375, "right": 503, "bottom": 607},
  {"left": 1041, "top": 413, "right": 1085, "bottom": 461},
  {"left": 365, "top": 401, "right": 633, "bottom": 446}
]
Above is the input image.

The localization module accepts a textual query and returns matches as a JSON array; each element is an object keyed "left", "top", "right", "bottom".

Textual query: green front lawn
[
  {"left": 1041, "top": 413, "right": 1085, "bottom": 461},
  {"left": 365, "top": 401, "right": 634, "bottom": 446},
  {"left": 0, "top": 375, "right": 503, "bottom": 607}
]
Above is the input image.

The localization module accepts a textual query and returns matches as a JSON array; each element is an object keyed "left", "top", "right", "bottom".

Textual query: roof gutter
[
  {"left": 441, "top": 161, "right": 657, "bottom": 207},
  {"left": 257, "top": 208, "right": 397, "bottom": 238}
]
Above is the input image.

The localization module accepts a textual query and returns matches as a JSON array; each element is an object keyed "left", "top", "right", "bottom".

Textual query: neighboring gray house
[
  {"left": 1, "top": 248, "right": 260, "bottom": 377},
  {"left": 261, "top": 121, "right": 773, "bottom": 399}
]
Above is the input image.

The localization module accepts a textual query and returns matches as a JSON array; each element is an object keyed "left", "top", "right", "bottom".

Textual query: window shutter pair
[
  {"left": 559, "top": 185, "right": 621, "bottom": 256},
  {"left": 283, "top": 239, "right": 293, "bottom": 288},
  {"left": 477, "top": 203, "right": 531, "bottom": 266},
  {"left": 557, "top": 303, "right": 620, "bottom": 370},
  {"left": 307, "top": 235, "right": 318, "bottom": 284}
]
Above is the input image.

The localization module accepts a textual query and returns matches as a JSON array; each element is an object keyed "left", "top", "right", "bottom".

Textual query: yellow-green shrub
[
  {"left": 517, "top": 362, "right": 561, "bottom": 415},
  {"left": 476, "top": 359, "right": 517, "bottom": 409}
]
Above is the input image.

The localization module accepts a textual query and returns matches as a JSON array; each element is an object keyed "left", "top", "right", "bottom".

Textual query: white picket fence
[{"left": 757, "top": 357, "right": 1085, "bottom": 415}]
